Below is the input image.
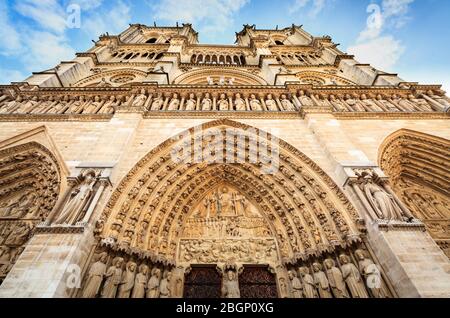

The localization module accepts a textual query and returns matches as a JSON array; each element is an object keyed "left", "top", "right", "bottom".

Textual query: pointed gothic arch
[
  {"left": 96, "top": 119, "right": 361, "bottom": 268},
  {"left": 379, "top": 129, "right": 450, "bottom": 257}
]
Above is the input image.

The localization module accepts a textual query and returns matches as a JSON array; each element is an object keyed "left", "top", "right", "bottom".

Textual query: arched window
[
  {"left": 226, "top": 56, "right": 232, "bottom": 64},
  {"left": 197, "top": 54, "right": 204, "bottom": 63},
  {"left": 212, "top": 55, "right": 218, "bottom": 64},
  {"left": 219, "top": 55, "right": 225, "bottom": 64},
  {"left": 275, "top": 40, "right": 284, "bottom": 45},
  {"left": 240, "top": 55, "right": 245, "bottom": 65},
  {"left": 233, "top": 56, "right": 239, "bottom": 65},
  {"left": 146, "top": 38, "right": 157, "bottom": 44},
  {"left": 205, "top": 55, "right": 211, "bottom": 63},
  {"left": 155, "top": 53, "right": 164, "bottom": 60}
]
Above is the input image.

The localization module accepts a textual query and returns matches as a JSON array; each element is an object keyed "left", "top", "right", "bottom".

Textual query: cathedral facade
[{"left": 0, "top": 23, "right": 449, "bottom": 298}]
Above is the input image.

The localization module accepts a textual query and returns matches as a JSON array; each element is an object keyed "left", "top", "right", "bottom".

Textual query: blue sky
[{"left": 0, "top": 0, "right": 449, "bottom": 91}]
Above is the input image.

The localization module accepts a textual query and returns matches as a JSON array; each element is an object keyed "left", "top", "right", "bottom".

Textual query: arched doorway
[
  {"left": 81, "top": 120, "right": 394, "bottom": 298},
  {"left": 0, "top": 142, "right": 61, "bottom": 284},
  {"left": 379, "top": 129, "right": 450, "bottom": 257}
]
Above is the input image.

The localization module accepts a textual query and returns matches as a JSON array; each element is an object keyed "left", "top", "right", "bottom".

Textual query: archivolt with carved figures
[
  {"left": 379, "top": 129, "right": 450, "bottom": 257},
  {"left": 0, "top": 142, "right": 61, "bottom": 283}
]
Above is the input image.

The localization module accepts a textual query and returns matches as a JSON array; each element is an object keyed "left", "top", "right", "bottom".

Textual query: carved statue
[
  {"left": 329, "top": 95, "right": 348, "bottom": 112},
  {"left": 376, "top": 94, "right": 399, "bottom": 111},
  {"left": 15, "top": 96, "right": 40, "bottom": 113},
  {"left": 131, "top": 264, "right": 148, "bottom": 298},
  {"left": 360, "top": 94, "right": 382, "bottom": 112},
  {"left": 81, "top": 252, "right": 108, "bottom": 298},
  {"left": 68, "top": 95, "right": 86, "bottom": 113},
  {"left": 150, "top": 93, "right": 164, "bottom": 111},
  {"left": 218, "top": 94, "right": 229, "bottom": 111},
  {"left": 117, "top": 261, "right": 137, "bottom": 298},
  {"left": 31, "top": 96, "right": 55, "bottom": 113},
  {"left": 201, "top": 93, "right": 212, "bottom": 111},
  {"left": 185, "top": 93, "right": 197, "bottom": 111},
  {"left": 132, "top": 89, "right": 148, "bottom": 107},
  {"left": 407, "top": 94, "right": 433, "bottom": 112},
  {"left": 234, "top": 93, "right": 246, "bottom": 111},
  {"left": 339, "top": 254, "right": 369, "bottom": 298},
  {"left": 312, "top": 262, "right": 332, "bottom": 298},
  {"left": 0, "top": 95, "right": 23, "bottom": 114},
  {"left": 265, "top": 94, "right": 278, "bottom": 111},
  {"left": 345, "top": 94, "right": 365, "bottom": 112},
  {"left": 221, "top": 270, "right": 240, "bottom": 298},
  {"left": 324, "top": 258, "right": 349, "bottom": 298},
  {"left": 159, "top": 270, "right": 172, "bottom": 298},
  {"left": 147, "top": 268, "right": 161, "bottom": 298},
  {"left": 299, "top": 267, "right": 317, "bottom": 298},
  {"left": 298, "top": 90, "right": 314, "bottom": 107},
  {"left": 101, "top": 257, "right": 124, "bottom": 298},
  {"left": 355, "top": 250, "right": 387, "bottom": 298},
  {"left": 426, "top": 90, "right": 450, "bottom": 108},
  {"left": 280, "top": 94, "right": 295, "bottom": 111},
  {"left": 99, "top": 96, "right": 118, "bottom": 114},
  {"left": 358, "top": 171, "right": 407, "bottom": 221},
  {"left": 391, "top": 94, "right": 416, "bottom": 112},
  {"left": 54, "top": 171, "right": 97, "bottom": 225},
  {"left": 249, "top": 94, "right": 262, "bottom": 111},
  {"left": 288, "top": 270, "right": 303, "bottom": 298},
  {"left": 4, "top": 222, "right": 32, "bottom": 245},
  {"left": 168, "top": 93, "right": 180, "bottom": 111}
]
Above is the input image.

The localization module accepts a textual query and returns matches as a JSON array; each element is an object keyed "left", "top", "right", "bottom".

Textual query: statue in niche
[
  {"left": 0, "top": 192, "right": 37, "bottom": 219},
  {"left": 280, "top": 94, "right": 295, "bottom": 112},
  {"left": 221, "top": 270, "right": 240, "bottom": 298},
  {"left": 265, "top": 94, "right": 278, "bottom": 111},
  {"left": 31, "top": 96, "right": 54, "bottom": 113},
  {"left": 68, "top": 95, "right": 86, "bottom": 113},
  {"left": 375, "top": 94, "right": 398, "bottom": 111},
  {"left": 81, "top": 252, "right": 108, "bottom": 298},
  {"left": 54, "top": 171, "right": 97, "bottom": 225},
  {"left": 185, "top": 93, "right": 197, "bottom": 111},
  {"left": 4, "top": 222, "right": 32, "bottom": 246},
  {"left": 150, "top": 93, "right": 164, "bottom": 111},
  {"left": 288, "top": 270, "right": 303, "bottom": 298},
  {"left": 0, "top": 95, "right": 23, "bottom": 113},
  {"left": 0, "top": 246, "right": 12, "bottom": 274},
  {"left": 131, "top": 264, "right": 148, "bottom": 298},
  {"left": 218, "top": 94, "right": 229, "bottom": 111},
  {"left": 167, "top": 93, "right": 180, "bottom": 111},
  {"left": 407, "top": 94, "right": 433, "bottom": 111},
  {"left": 83, "top": 95, "right": 103, "bottom": 114},
  {"left": 201, "top": 93, "right": 212, "bottom": 111},
  {"left": 132, "top": 89, "right": 148, "bottom": 107},
  {"left": 391, "top": 94, "right": 417, "bottom": 112},
  {"left": 234, "top": 93, "right": 246, "bottom": 111},
  {"left": 15, "top": 96, "right": 40, "bottom": 113},
  {"left": 98, "top": 96, "right": 118, "bottom": 114},
  {"left": 312, "top": 262, "right": 332, "bottom": 298},
  {"left": 357, "top": 171, "right": 411, "bottom": 221},
  {"left": 117, "top": 261, "right": 137, "bottom": 298},
  {"left": 339, "top": 254, "right": 369, "bottom": 298},
  {"left": 426, "top": 90, "right": 450, "bottom": 108},
  {"left": 299, "top": 267, "right": 317, "bottom": 298},
  {"left": 298, "top": 90, "right": 314, "bottom": 107},
  {"left": 329, "top": 95, "right": 348, "bottom": 112},
  {"left": 101, "top": 257, "right": 124, "bottom": 298},
  {"left": 360, "top": 94, "right": 383, "bottom": 112},
  {"left": 355, "top": 250, "right": 387, "bottom": 298},
  {"left": 324, "top": 258, "right": 349, "bottom": 298},
  {"left": 147, "top": 268, "right": 162, "bottom": 298},
  {"left": 345, "top": 94, "right": 365, "bottom": 112},
  {"left": 159, "top": 270, "right": 172, "bottom": 298},
  {"left": 249, "top": 94, "right": 262, "bottom": 111},
  {"left": 45, "top": 95, "right": 66, "bottom": 114}
]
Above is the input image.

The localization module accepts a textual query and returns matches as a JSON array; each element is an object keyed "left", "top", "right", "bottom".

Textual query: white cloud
[
  {"left": 82, "top": 0, "right": 131, "bottom": 37},
  {"left": 289, "top": 0, "right": 329, "bottom": 17},
  {"left": 152, "top": 0, "right": 249, "bottom": 35},
  {"left": 0, "top": 0, "right": 22, "bottom": 55},
  {"left": 0, "top": 68, "right": 27, "bottom": 84},
  {"left": 15, "top": 0, "right": 67, "bottom": 34},
  {"left": 348, "top": 0, "right": 414, "bottom": 72},
  {"left": 22, "top": 31, "right": 76, "bottom": 71},
  {"left": 347, "top": 36, "right": 405, "bottom": 72}
]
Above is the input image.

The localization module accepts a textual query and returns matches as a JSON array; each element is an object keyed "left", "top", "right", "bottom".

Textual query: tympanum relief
[{"left": 178, "top": 185, "right": 279, "bottom": 265}]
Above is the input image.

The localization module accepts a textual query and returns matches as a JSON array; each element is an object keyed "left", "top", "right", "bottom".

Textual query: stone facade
[{"left": 0, "top": 24, "right": 448, "bottom": 298}]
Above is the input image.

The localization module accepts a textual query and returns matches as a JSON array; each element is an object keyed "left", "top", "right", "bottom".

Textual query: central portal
[{"left": 178, "top": 184, "right": 281, "bottom": 298}]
